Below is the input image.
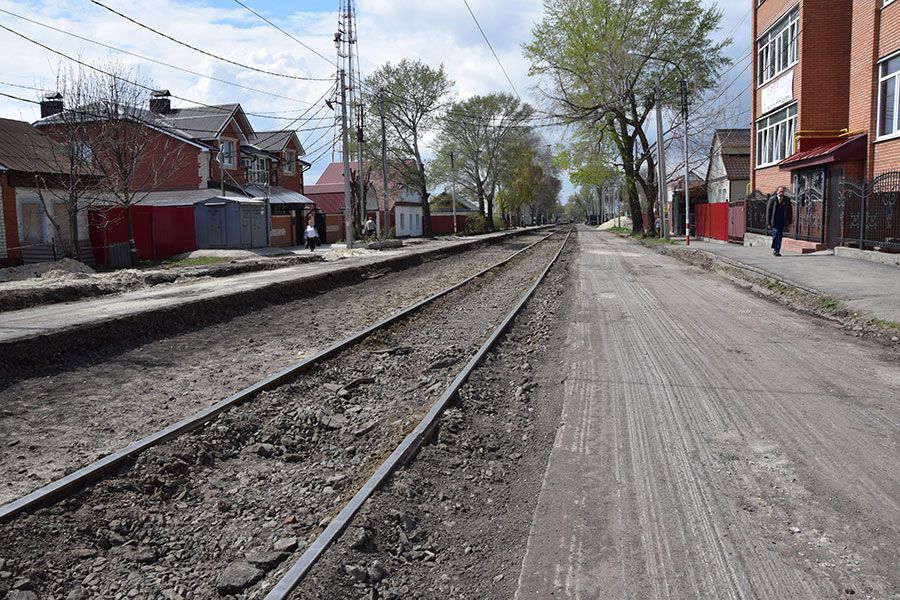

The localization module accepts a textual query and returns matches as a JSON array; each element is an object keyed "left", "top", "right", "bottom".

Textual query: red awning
[{"left": 779, "top": 133, "right": 867, "bottom": 171}]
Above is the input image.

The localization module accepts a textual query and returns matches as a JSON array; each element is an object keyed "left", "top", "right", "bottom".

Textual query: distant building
[{"left": 705, "top": 129, "right": 750, "bottom": 203}]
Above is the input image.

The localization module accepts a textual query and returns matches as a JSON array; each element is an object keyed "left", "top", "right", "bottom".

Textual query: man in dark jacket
[{"left": 766, "top": 186, "right": 793, "bottom": 256}]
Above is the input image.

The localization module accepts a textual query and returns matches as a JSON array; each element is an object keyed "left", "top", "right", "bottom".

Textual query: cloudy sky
[{"left": 0, "top": 0, "right": 752, "bottom": 195}]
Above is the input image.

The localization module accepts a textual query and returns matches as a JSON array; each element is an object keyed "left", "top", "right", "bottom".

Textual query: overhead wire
[
  {"left": 89, "top": 0, "right": 333, "bottom": 82},
  {"left": 0, "top": 7, "right": 319, "bottom": 106}
]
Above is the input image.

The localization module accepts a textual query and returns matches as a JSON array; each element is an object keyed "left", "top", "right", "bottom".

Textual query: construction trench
[{"left": 0, "top": 229, "right": 574, "bottom": 598}]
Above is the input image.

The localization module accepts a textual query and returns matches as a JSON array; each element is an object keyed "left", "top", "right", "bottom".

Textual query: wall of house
[
  {"left": 797, "top": 0, "right": 852, "bottom": 135},
  {"left": 394, "top": 204, "right": 423, "bottom": 237},
  {"left": 873, "top": 3, "right": 900, "bottom": 177},
  {"left": 278, "top": 139, "right": 304, "bottom": 193},
  {"left": 752, "top": 1, "right": 801, "bottom": 195},
  {"left": 730, "top": 180, "right": 750, "bottom": 202},
  {"left": 0, "top": 174, "right": 22, "bottom": 266},
  {"left": 39, "top": 121, "right": 206, "bottom": 192},
  {"left": 210, "top": 121, "right": 246, "bottom": 187}
]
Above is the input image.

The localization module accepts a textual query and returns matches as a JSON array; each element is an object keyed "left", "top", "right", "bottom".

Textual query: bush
[{"left": 462, "top": 212, "right": 506, "bottom": 235}]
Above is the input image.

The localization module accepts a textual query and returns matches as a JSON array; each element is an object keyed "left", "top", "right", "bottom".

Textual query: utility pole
[
  {"left": 356, "top": 103, "right": 365, "bottom": 237},
  {"left": 339, "top": 69, "right": 353, "bottom": 249},
  {"left": 681, "top": 79, "right": 691, "bottom": 245},
  {"left": 450, "top": 149, "right": 459, "bottom": 234},
  {"left": 379, "top": 89, "right": 390, "bottom": 237},
  {"left": 655, "top": 84, "right": 669, "bottom": 239}
]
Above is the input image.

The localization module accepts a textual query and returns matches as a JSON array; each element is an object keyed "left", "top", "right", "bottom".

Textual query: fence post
[{"left": 859, "top": 182, "right": 866, "bottom": 250}]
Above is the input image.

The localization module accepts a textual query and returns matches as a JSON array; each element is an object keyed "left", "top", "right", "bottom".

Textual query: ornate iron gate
[
  {"left": 793, "top": 169, "right": 825, "bottom": 243},
  {"left": 837, "top": 171, "right": 900, "bottom": 250}
]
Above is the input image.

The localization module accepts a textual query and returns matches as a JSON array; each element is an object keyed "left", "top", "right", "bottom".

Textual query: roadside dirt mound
[
  {"left": 598, "top": 216, "right": 632, "bottom": 230},
  {"left": 0, "top": 258, "right": 95, "bottom": 283}
]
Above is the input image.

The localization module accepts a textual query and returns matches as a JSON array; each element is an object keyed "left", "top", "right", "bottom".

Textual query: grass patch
[
  {"left": 874, "top": 319, "right": 900, "bottom": 330},
  {"left": 818, "top": 296, "right": 838, "bottom": 310},
  {"left": 608, "top": 226, "right": 632, "bottom": 235},
  {"left": 138, "top": 256, "right": 230, "bottom": 270}
]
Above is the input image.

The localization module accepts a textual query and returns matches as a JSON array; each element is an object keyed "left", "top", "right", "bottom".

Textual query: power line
[
  {"left": 89, "top": 0, "right": 333, "bottom": 82},
  {"left": 0, "top": 7, "right": 320, "bottom": 106},
  {"left": 0, "top": 23, "right": 333, "bottom": 126},
  {"left": 232, "top": 0, "right": 338, "bottom": 69},
  {"left": 462, "top": 0, "right": 520, "bottom": 100}
]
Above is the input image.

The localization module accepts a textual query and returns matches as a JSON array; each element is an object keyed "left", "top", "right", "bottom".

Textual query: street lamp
[{"left": 629, "top": 51, "right": 691, "bottom": 245}]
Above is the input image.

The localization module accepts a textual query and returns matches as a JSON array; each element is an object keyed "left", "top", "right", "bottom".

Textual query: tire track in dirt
[{"left": 515, "top": 231, "right": 899, "bottom": 599}]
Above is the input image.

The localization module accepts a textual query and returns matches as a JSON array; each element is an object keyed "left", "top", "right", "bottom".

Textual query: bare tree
[
  {"left": 30, "top": 64, "right": 100, "bottom": 260},
  {"left": 88, "top": 61, "right": 189, "bottom": 265}
]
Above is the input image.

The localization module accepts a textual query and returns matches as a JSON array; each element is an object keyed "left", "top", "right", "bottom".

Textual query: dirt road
[{"left": 515, "top": 230, "right": 899, "bottom": 599}]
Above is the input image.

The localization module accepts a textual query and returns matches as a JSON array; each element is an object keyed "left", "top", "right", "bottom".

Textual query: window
[
  {"left": 248, "top": 157, "right": 269, "bottom": 185},
  {"left": 756, "top": 104, "right": 797, "bottom": 167},
  {"left": 283, "top": 149, "right": 296, "bottom": 175},
  {"left": 400, "top": 213, "right": 406, "bottom": 229},
  {"left": 220, "top": 139, "right": 236, "bottom": 169},
  {"left": 885, "top": 0, "right": 896, "bottom": 7},
  {"left": 757, "top": 7, "right": 799, "bottom": 86},
  {"left": 878, "top": 54, "right": 900, "bottom": 139}
]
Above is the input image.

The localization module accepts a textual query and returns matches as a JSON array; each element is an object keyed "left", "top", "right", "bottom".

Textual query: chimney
[
  {"left": 149, "top": 89, "right": 171, "bottom": 114},
  {"left": 40, "top": 92, "right": 63, "bottom": 118}
]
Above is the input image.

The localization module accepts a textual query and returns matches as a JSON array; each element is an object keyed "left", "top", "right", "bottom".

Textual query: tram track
[{"left": 0, "top": 229, "right": 571, "bottom": 599}]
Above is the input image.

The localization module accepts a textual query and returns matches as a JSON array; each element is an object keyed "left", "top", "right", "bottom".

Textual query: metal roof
[
  {"left": 0, "top": 117, "right": 73, "bottom": 174},
  {"left": 722, "top": 154, "right": 751, "bottom": 181},
  {"left": 779, "top": 134, "right": 867, "bottom": 171},
  {"left": 715, "top": 128, "right": 750, "bottom": 154}
]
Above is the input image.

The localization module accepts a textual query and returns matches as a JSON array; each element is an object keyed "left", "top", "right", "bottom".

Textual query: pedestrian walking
[
  {"left": 766, "top": 186, "right": 793, "bottom": 257},
  {"left": 304, "top": 220, "right": 320, "bottom": 252},
  {"left": 364, "top": 217, "right": 376, "bottom": 238}
]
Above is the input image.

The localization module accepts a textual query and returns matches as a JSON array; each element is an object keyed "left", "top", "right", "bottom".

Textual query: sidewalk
[
  {"left": 0, "top": 228, "right": 544, "bottom": 346},
  {"left": 676, "top": 240, "right": 900, "bottom": 324}
]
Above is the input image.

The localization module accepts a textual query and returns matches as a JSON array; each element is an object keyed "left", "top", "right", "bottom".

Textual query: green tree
[
  {"left": 524, "top": 0, "right": 729, "bottom": 235},
  {"left": 433, "top": 93, "right": 534, "bottom": 232},
  {"left": 364, "top": 59, "right": 454, "bottom": 237}
]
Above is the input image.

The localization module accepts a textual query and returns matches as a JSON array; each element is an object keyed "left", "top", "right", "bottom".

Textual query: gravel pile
[
  {"left": 290, "top": 237, "right": 575, "bottom": 600},
  {"left": 0, "top": 233, "right": 547, "bottom": 506},
  {"left": 0, "top": 234, "right": 566, "bottom": 598}
]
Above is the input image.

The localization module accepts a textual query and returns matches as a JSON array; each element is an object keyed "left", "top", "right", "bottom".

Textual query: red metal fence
[
  {"left": 89, "top": 205, "right": 197, "bottom": 264},
  {"left": 694, "top": 203, "right": 729, "bottom": 241},
  {"left": 430, "top": 214, "right": 468, "bottom": 235}
]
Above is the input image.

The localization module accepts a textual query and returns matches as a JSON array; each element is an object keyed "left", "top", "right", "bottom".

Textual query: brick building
[
  {"left": 750, "top": 0, "right": 900, "bottom": 249},
  {"left": 32, "top": 91, "right": 313, "bottom": 262}
]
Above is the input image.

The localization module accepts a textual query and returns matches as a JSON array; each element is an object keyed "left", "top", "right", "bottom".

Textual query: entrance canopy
[{"left": 779, "top": 133, "right": 866, "bottom": 171}]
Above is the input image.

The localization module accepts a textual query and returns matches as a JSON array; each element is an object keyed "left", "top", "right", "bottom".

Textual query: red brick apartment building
[{"left": 750, "top": 0, "right": 900, "bottom": 249}]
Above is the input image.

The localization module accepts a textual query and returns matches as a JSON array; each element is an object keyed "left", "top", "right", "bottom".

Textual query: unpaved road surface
[
  {"left": 516, "top": 230, "right": 899, "bottom": 599},
  {"left": 0, "top": 232, "right": 546, "bottom": 506}
]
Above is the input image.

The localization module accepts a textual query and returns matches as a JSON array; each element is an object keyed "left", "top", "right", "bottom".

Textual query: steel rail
[
  {"left": 0, "top": 229, "right": 561, "bottom": 524},
  {"left": 264, "top": 228, "right": 573, "bottom": 599}
]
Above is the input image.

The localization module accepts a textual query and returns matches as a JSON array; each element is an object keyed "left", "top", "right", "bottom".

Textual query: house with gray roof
[{"left": 30, "top": 90, "right": 316, "bottom": 260}]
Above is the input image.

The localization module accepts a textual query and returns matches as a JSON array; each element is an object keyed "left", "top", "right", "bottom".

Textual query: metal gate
[
  {"left": 837, "top": 171, "right": 900, "bottom": 250},
  {"left": 793, "top": 169, "right": 825, "bottom": 243},
  {"left": 728, "top": 200, "right": 746, "bottom": 244}
]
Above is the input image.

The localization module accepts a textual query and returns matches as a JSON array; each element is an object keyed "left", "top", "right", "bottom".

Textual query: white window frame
[
  {"left": 757, "top": 6, "right": 799, "bottom": 86},
  {"left": 877, "top": 52, "right": 900, "bottom": 141},
  {"left": 248, "top": 157, "right": 269, "bottom": 185},
  {"left": 884, "top": 0, "right": 896, "bottom": 7},
  {"left": 283, "top": 149, "right": 296, "bottom": 175},
  {"left": 755, "top": 103, "right": 798, "bottom": 168},
  {"left": 220, "top": 138, "right": 237, "bottom": 169}
]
